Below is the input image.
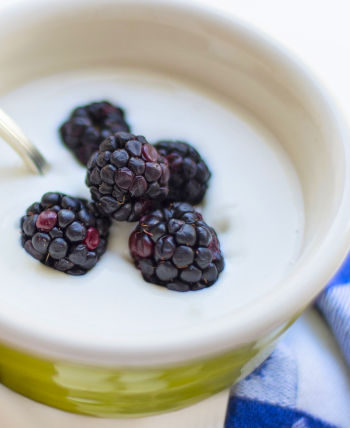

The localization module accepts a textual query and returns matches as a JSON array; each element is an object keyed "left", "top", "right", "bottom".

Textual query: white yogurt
[{"left": 0, "top": 69, "right": 304, "bottom": 350}]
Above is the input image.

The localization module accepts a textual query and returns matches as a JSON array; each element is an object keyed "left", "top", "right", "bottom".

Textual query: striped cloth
[{"left": 226, "top": 253, "right": 350, "bottom": 428}]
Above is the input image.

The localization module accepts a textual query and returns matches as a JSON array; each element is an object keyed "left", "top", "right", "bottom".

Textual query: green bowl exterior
[
  {"left": 0, "top": 341, "right": 259, "bottom": 417},
  {"left": 0, "top": 315, "right": 297, "bottom": 417}
]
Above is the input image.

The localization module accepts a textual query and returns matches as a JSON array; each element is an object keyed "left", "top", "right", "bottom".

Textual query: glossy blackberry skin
[
  {"left": 86, "top": 132, "right": 170, "bottom": 222},
  {"left": 129, "top": 203, "right": 224, "bottom": 291},
  {"left": 20, "top": 192, "right": 111, "bottom": 275},
  {"left": 154, "top": 140, "right": 211, "bottom": 205},
  {"left": 60, "top": 101, "right": 130, "bottom": 166}
]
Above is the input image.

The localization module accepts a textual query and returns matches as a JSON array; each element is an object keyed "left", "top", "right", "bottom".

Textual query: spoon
[{"left": 0, "top": 108, "right": 49, "bottom": 175}]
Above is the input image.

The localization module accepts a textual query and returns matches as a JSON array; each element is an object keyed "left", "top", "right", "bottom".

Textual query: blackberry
[
  {"left": 154, "top": 140, "right": 211, "bottom": 204},
  {"left": 20, "top": 192, "right": 111, "bottom": 275},
  {"left": 60, "top": 101, "right": 130, "bottom": 166},
  {"left": 86, "top": 132, "right": 170, "bottom": 222},
  {"left": 129, "top": 202, "right": 224, "bottom": 291}
]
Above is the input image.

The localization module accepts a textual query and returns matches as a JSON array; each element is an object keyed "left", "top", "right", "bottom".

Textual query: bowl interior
[{"left": 0, "top": 1, "right": 346, "bottom": 365}]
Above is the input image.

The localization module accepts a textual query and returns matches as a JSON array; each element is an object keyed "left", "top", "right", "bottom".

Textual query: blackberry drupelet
[
  {"left": 129, "top": 202, "right": 224, "bottom": 291},
  {"left": 60, "top": 101, "right": 130, "bottom": 166},
  {"left": 86, "top": 132, "right": 170, "bottom": 222},
  {"left": 154, "top": 140, "right": 211, "bottom": 204},
  {"left": 20, "top": 192, "right": 111, "bottom": 275}
]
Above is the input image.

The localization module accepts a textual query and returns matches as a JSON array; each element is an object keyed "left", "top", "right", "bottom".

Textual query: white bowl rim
[{"left": 1, "top": 0, "right": 350, "bottom": 366}]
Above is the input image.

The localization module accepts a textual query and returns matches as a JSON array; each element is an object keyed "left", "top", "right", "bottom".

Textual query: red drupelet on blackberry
[
  {"left": 154, "top": 140, "right": 211, "bottom": 204},
  {"left": 60, "top": 101, "right": 130, "bottom": 166},
  {"left": 20, "top": 192, "right": 111, "bottom": 275},
  {"left": 86, "top": 132, "right": 170, "bottom": 222},
  {"left": 129, "top": 202, "right": 224, "bottom": 291}
]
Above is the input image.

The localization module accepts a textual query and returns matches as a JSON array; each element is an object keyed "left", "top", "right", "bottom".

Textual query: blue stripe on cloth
[
  {"left": 317, "top": 285, "right": 350, "bottom": 367},
  {"left": 326, "top": 252, "right": 350, "bottom": 289},
  {"left": 233, "top": 344, "right": 297, "bottom": 407},
  {"left": 225, "top": 397, "right": 339, "bottom": 428}
]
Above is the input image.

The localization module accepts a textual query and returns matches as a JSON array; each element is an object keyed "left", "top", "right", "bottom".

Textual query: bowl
[{"left": 0, "top": 0, "right": 350, "bottom": 418}]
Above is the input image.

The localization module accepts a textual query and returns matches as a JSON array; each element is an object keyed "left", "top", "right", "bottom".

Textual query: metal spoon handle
[{"left": 0, "top": 108, "right": 49, "bottom": 175}]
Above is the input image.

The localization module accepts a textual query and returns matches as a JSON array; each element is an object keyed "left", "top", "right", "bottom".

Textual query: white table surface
[{"left": 1, "top": 0, "right": 350, "bottom": 427}]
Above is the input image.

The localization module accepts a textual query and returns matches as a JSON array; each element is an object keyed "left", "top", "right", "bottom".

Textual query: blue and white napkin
[{"left": 226, "top": 253, "right": 350, "bottom": 428}]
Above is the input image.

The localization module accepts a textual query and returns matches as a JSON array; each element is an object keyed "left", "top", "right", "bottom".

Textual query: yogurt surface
[{"left": 0, "top": 69, "right": 304, "bottom": 351}]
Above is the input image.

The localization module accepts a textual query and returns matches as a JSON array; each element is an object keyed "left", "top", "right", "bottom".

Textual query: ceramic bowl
[{"left": 0, "top": 0, "right": 349, "bottom": 418}]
